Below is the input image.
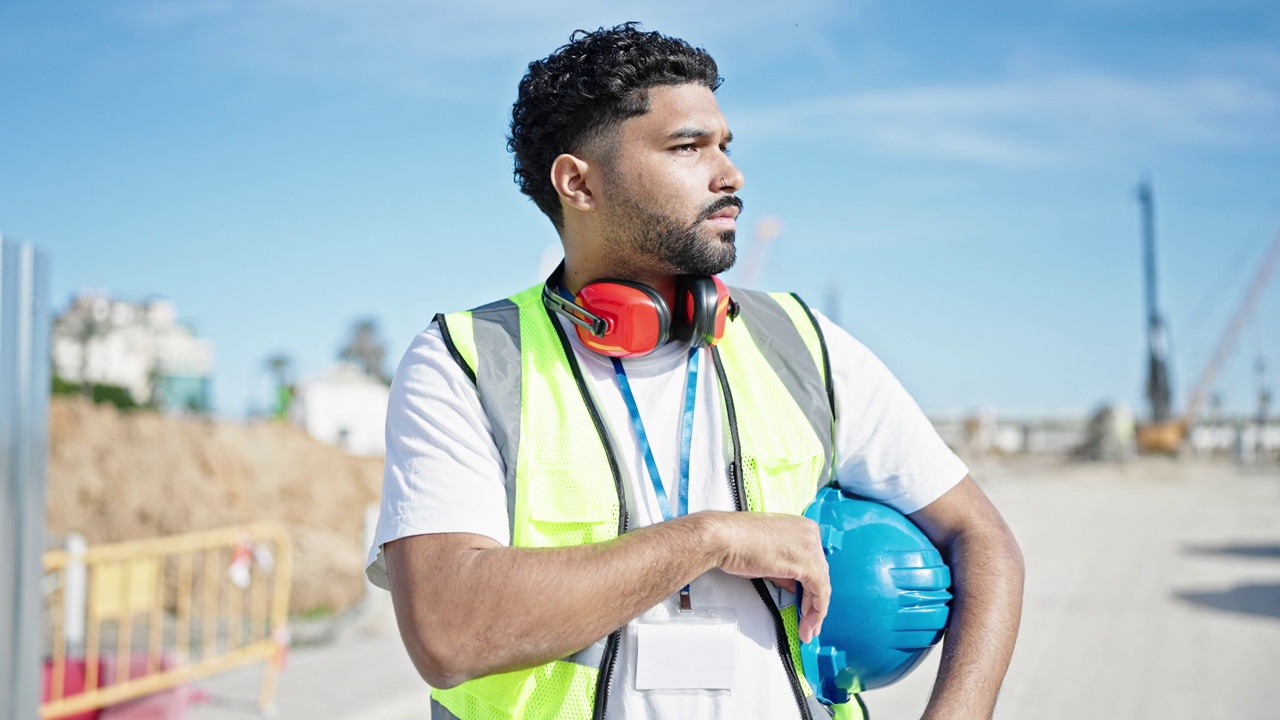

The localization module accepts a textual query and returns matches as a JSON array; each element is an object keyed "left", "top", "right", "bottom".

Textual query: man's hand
[
  {"left": 386, "top": 509, "right": 832, "bottom": 688},
  {"left": 710, "top": 512, "right": 830, "bottom": 642}
]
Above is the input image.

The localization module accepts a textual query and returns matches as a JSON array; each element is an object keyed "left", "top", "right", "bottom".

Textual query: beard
[{"left": 606, "top": 194, "right": 742, "bottom": 277}]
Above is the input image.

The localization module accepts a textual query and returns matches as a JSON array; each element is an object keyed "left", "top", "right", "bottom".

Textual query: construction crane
[
  {"left": 737, "top": 216, "right": 782, "bottom": 287},
  {"left": 1137, "top": 181, "right": 1174, "bottom": 424},
  {"left": 1136, "top": 196, "right": 1280, "bottom": 453}
]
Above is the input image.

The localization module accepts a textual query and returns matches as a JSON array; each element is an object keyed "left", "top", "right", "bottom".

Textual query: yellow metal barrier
[{"left": 40, "top": 523, "right": 293, "bottom": 719}]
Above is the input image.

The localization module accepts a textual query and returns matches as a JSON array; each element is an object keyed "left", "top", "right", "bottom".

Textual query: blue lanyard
[
  {"left": 554, "top": 283, "right": 701, "bottom": 606},
  {"left": 609, "top": 348, "right": 700, "bottom": 523},
  {"left": 611, "top": 348, "right": 699, "bottom": 611}
]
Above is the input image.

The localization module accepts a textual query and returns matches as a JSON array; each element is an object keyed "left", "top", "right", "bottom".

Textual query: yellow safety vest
[{"left": 430, "top": 282, "right": 866, "bottom": 720}]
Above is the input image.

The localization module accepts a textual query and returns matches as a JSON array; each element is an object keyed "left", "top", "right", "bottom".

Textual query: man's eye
[{"left": 673, "top": 144, "right": 697, "bottom": 154}]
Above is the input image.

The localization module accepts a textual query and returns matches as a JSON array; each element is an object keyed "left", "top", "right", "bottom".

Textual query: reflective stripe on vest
[{"left": 432, "top": 283, "right": 863, "bottom": 720}]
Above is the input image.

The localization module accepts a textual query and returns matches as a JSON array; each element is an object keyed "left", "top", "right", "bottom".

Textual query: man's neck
[{"left": 561, "top": 259, "right": 678, "bottom": 307}]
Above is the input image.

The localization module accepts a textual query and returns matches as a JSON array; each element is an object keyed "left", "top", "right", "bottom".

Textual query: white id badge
[{"left": 633, "top": 605, "right": 737, "bottom": 692}]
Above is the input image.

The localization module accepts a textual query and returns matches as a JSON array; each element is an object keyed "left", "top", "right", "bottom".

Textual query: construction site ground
[{"left": 185, "top": 455, "right": 1280, "bottom": 720}]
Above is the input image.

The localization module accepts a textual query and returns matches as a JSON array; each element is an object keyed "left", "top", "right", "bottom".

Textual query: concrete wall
[
  {"left": 290, "top": 363, "right": 390, "bottom": 457},
  {"left": 932, "top": 417, "right": 1089, "bottom": 456}
]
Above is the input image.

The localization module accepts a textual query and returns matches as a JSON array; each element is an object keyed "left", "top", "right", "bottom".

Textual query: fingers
[
  {"left": 797, "top": 562, "right": 830, "bottom": 643},
  {"left": 711, "top": 512, "right": 832, "bottom": 641},
  {"left": 793, "top": 543, "right": 834, "bottom": 638},
  {"left": 798, "top": 518, "right": 829, "bottom": 643}
]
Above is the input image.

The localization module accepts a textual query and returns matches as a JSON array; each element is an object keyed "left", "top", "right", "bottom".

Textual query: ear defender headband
[{"left": 542, "top": 267, "right": 740, "bottom": 358}]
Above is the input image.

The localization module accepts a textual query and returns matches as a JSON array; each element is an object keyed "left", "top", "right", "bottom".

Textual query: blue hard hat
[{"left": 800, "top": 486, "right": 952, "bottom": 705}]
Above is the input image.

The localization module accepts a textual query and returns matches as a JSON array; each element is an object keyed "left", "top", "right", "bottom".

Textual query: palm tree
[
  {"left": 264, "top": 352, "right": 294, "bottom": 418},
  {"left": 339, "top": 317, "right": 389, "bottom": 384}
]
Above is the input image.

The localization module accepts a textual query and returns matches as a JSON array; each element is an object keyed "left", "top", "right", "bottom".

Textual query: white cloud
[
  {"left": 737, "top": 72, "right": 1280, "bottom": 167},
  {"left": 108, "top": 0, "right": 850, "bottom": 95},
  {"left": 95, "top": 2, "right": 1280, "bottom": 165}
]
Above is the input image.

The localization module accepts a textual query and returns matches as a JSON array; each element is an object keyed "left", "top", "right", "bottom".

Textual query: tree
[
  {"left": 339, "top": 317, "right": 389, "bottom": 384},
  {"left": 264, "top": 352, "right": 294, "bottom": 419},
  {"left": 265, "top": 352, "right": 293, "bottom": 387},
  {"left": 77, "top": 313, "right": 102, "bottom": 398}
]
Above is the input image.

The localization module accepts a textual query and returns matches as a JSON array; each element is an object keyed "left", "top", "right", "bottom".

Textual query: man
[{"left": 366, "top": 23, "right": 1023, "bottom": 720}]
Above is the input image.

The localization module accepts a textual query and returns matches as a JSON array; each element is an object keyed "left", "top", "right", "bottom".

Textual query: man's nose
[{"left": 715, "top": 159, "right": 745, "bottom": 193}]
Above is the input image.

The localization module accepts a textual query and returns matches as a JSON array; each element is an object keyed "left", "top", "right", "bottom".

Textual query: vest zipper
[
  {"left": 712, "top": 348, "right": 813, "bottom": 720},
  {"left": 545, "top": 307, "right": 627, "bottom": 720},
  {"left": 591, "top": 632, "right": 621, "bottom": 720}
]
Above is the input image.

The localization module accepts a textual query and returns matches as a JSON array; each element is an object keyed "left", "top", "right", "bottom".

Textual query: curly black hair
[{"left": 509, "top": 23, "right": 722, "bottom": 229}]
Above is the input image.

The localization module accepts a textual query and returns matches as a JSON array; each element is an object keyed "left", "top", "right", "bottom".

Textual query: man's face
[{"left": 597, "top": 83, "right": 745, "bottom": 277}]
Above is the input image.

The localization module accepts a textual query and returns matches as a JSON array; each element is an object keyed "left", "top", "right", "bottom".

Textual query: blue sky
[{"left": 2, "top": 0, "right": 1278, "bottom": 419}]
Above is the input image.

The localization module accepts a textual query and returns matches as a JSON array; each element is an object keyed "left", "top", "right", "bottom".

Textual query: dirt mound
[{"left": 46, "top": 397, "right": 383, "bottom": 615}]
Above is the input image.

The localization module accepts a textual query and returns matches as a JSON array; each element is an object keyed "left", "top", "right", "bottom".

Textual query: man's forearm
[
  {"left": 921, "top": 521, "right": 1025, "bottom": 720},
  {"left": 386, "top": 509, "right": 830, "bottom": 689},
  {"left": 387, "top": 513, "right": 723, "bottom": 688}
]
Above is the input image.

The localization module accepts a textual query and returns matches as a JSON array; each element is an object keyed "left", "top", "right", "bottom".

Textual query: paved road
[
  {"left": 870, "top": 457, "right": 1280, "bottom": 719},
  {"left": 191, "top": 458, "right": 1280, "bottom": 719},
  {"left": 190, "top": 596, "right": 429, "bottom": 720}
]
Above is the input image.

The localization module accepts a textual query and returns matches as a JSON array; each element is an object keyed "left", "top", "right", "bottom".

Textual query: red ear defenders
[{"left": 542, "top": 273, "right": 740, "bottom": 358}]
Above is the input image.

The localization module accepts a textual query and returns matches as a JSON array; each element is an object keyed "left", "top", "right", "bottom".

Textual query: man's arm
[
  {"left": 908, "top": 475, "right": 1024, "bottom": 720},
  {"left": 385, "top": 510, "right": 830, "bottom": 689}
]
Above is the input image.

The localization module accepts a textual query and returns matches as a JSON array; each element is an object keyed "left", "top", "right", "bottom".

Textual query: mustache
[{"left": 695, "top": 195, "right": 744, "bottom": 224}]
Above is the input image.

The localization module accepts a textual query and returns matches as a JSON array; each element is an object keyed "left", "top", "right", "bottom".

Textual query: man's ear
[{"left": 549, "top": 153, "right": 596, "bottom": 213}]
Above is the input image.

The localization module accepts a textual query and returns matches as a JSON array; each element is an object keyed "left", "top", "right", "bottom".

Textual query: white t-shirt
[{"left": 366, "top": 308, "right": 968, "bottom": 719}]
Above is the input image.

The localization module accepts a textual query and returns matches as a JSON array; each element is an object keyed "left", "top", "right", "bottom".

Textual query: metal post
[
  {"left": 1, "top": 235, "right": 52, "bottom": 720},
  {"left": 65, "top": 534, "right": 88, "bottom": 652}
]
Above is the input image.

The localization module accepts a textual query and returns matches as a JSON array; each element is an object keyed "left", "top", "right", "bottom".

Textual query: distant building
[
  {"left": 51, "top": 291, "right": 214, "bottom": 412},
  {"left": 288, "top": 362, "right": 389, "bottom": 456}
]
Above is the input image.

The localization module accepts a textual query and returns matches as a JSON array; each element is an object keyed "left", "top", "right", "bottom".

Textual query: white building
[
  {"left": 51, "top": 291, "right": 214, "bottom": 411},
  {"left": 289, "top": 362, "right": 389, "bottom": 456}
]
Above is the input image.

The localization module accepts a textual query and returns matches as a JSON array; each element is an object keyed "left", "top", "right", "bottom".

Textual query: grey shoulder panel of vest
[
  {"left": 726, "top": 285, "right": 770, "bottom": 304},
  {"left": 433, "top": 312, "right": 476, "bottom": 384},
  {"left": 429, "top": 699, "right": 462, "bottom": 720},
  {"left": 788, "top": 292, "right": 837, "bottom": 425},
  {"left": 470, "top": 297, "right": 520, "bottom": 316},
  {"left": 728, "top": 286, "right": 805, "bottom": 348},
  {"left": 728, "top": 286, "right": 837, "bottom": 425}
]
